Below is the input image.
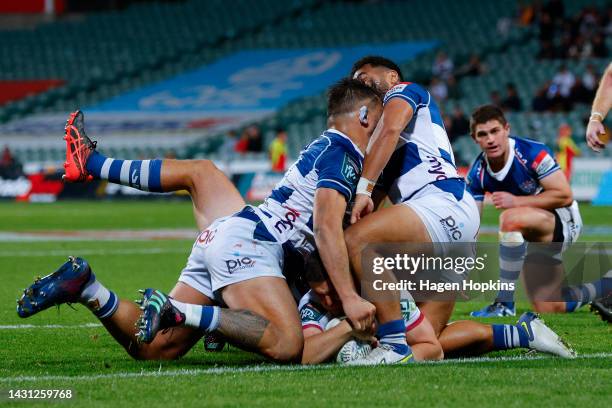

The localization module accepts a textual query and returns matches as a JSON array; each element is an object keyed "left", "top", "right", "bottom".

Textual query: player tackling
[{"left": 16, "top": 79, "right": 382, "bottom": 363}]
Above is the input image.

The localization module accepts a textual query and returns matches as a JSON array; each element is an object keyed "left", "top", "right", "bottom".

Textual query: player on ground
[
  {"left": 348, "top": 56, "right": 575, "bottom": 361},
  {"left": 17, "top": 112, "right": 245, "bottom": 360},
  {"left": 465, "top": 105, "right": 599, "bottom": 317},
  {"left": 299, "top": 252, "right": 443, "bottom": 364},
  {"left": 17, "top": 79, "right": 382, "bottom": 362}
]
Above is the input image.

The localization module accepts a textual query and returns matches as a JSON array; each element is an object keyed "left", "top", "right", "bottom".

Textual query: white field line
[
  {"left": 1, "top": 353, "right": 611, "bottom": 383},
  {"left": 0, "top": 323, "right": 102, "bottom": 330},
  {"left": 0, "top": 247, "right": 186, "bottom": 257},
  {"left": 0, "top": 229, "right": 197, "bottom": 242}
]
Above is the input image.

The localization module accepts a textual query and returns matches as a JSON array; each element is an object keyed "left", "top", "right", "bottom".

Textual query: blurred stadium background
[{"left": 0, "top": 0, "right": 610, "bottom": 205}]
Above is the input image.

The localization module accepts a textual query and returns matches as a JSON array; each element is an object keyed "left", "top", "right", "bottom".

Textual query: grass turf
[{"left": 0, "top": 201, "right": 610, "bottom": 407}]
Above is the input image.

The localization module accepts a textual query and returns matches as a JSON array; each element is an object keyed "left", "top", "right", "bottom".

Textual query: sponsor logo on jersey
[
  {"left": 384, "top": 84, "right": 407, "bottom": 102},
  {"left": 300, "top": 303, "right": 323, "bottom": 322},
  {"left": 197, "top": 228, "right": 217, "bottom": 245},
  {"left": 519, "top": 179, "right": 538, "bottom": 194},
  {"left": 274, "top": 206, "right": 301, "bottom": 234},
  {"left": 440, "top": 216, "right": 463, "bottom": 241},
  {"left": 130, "top": 169, "right": 140, "bottom": 188},
  {"left": 225, "top": 256, "right": 255, "bottom": 274},
  {"left": 341, "top": 153, "right": 359, "bottom": 185},
  {"left": 515, "top": 148, "right": 528, "bottom": 167},
  {"left": 426, "top": 155, "right": 448, "bottom": 181},
  {"left": 532, "top": 150, "right": 556, "bottom": 175}
]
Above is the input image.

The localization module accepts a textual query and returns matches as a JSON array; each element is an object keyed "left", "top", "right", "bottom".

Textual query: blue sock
[
  {"left": 170, "top": 299, "right": 220, "bottom": 332},
  {"left": 492, "top": 324, "right": 529, "bottom": 350},
  {"left": 85, "top": 151, "right": 163, "bottom": 192},
  {"left": 565, "top": 301, "right": 579, "bottom": 312},
  {"left": 377, "top": 319, "right": 410, "bottom": 355},
  {"left": 562, "top": 276, "right": 608, "bottom": 312},
  {"left": 495, "top": 240, "right": 526, "bottom": 305}
]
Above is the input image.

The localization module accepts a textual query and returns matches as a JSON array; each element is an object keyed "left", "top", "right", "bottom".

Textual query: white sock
[{"left": 79, "top": 277, "right": 118, "bottom": 319}]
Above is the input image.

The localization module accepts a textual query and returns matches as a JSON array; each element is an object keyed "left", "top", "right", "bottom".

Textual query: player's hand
[
  {"left": 342, "top": 294, "right": 376, "bottom": 332},
  {"left": 586, "top": 120, "right": 606, "bottom": 152},
  {"left": 350, "top": 194, "right": 374, "bottom": 224},
  {"left": 491, "top": 191, "right": 517, "bottom": 209},
  {"left": 351, "top": 322, "right": 377, "bottom": 343}
]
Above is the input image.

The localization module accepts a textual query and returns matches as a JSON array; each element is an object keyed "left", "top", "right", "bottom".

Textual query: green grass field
[{"left": 0, "top": 201, "right": 610, "bottom": 407}]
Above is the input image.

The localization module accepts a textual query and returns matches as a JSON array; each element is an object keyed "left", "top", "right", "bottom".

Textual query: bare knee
[
  {"left": 499, "top": 209, "right": 527, "bottom": 233},
  {"left": 190, "top": 159, "right": 217, "bottom": 179}
]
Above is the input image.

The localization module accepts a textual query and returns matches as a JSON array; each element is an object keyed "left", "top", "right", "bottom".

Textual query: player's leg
[
  {"left": 105, "top": 282, "right": 213, "bottom": 360},
  {"left": 159, "top": 159, "right": 245, "bottom": 230},
  {"left": 405, "top": 316, "right": 444, "bottom": 361},
  {"left": 497, "top": 206, "right": 595, "bottom": 314},
  {"left": 136, "top": 217, "right": 304, "bottom": 363},
  {"left": 418, "top": 301, "right": 456, "bottom": 337},
  {"left": 437, "top": 320, "right": 493, "bottom": 357},
  {"left": 16, "top": 257, "right": 214, "bottom": 360},
  {"left": 472, "top": 207, "right": 560, "bottom": 317},
  {"left": 344, "top": 204, "right": 431, "bottom": 363},
  {"left": 219, "top": 277, "right": 304, "bottom": 362},
  {"left": 438, "top": 313, "right": 575, "bottom": 358},
  {"left": 63, "top": 110, "right": 244, "bottom": 229},
  {"left": 139, "top": 277, "right": 303, "bottom": 363}
]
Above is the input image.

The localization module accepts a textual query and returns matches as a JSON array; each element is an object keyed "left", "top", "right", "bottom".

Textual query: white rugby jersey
[
  {"left": 378, "top": 82, "right": 466, "bottom": 203},
  {"left": 236, "top": 129, "right": 363, "bottom": 256}
]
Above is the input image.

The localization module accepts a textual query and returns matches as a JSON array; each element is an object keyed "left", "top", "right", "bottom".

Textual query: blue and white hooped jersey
[
  {"left": 241, "top": 129, "right": 363, "bottom": 256},
  {"left": 466, "top": 136, "right": 561, "bottom": 201},
  {"left": 378, "top": 82, "right": 464, "bottom": 203}
]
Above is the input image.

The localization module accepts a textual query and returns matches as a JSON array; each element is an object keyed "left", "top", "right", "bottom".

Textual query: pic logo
[
  {"left": 225, "top": 257, "right": 255, "bottom": 274},
  {"left": 440, "top": 216, "right": 463, "bottom": 241},
  {"left": 274, "top": 206, "right": 300, "bottom": 233}
]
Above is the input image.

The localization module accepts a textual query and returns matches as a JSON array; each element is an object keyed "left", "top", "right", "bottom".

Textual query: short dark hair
[
  {"left": 327, "top": 78, "right": 381, "bottom": 117},
  {"left": 303, "top": 251, "right": 327, "bottom": 283},
  {"left": 470, "top": 104, "right": 507, "bottom": 136},
  {"left": 350, "top": 55, "right": 404, "bottom": 81}
]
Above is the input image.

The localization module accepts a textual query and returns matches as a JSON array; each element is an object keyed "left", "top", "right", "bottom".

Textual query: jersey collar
[
  {"left": 484, "top": 137, "right": 515, "bottom": 181},
  {"left": 325, "top": 128, "right": 365, "bottom": 158}
]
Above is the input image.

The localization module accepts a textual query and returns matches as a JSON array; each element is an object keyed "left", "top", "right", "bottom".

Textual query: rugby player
[
  {"left": 347, "top": 56, "right": 575, "bottom": 361},
  {"left": 344, "top": 56, "right": 479, "bottom": 364},
  {"left": 466, "top": 105, "right": 590, "bottom": 317},
  {"left": 299, "top": 252, "right": 443, "bottom": 364},
  {"left": 585, "top": 61, "right": 611, "bottom": 153},
  {"left": 584, "top": 61, "right": 612, "bottom": 322},
  {"left": 17, "top": 78, "right": 382, "bottom": 363}
]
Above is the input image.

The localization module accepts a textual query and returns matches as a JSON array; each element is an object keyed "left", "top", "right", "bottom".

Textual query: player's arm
[
  {"left": 586, "top": 62, "right": 612, "bottom": 152},
  {"left": 351, "top": 99, "right": 413, "bottom": 222},
  {"left": 313, "top": 188, "right": 375, "bottom": 331},
  {"left": 301, "top": 321, "right": 355, "bottom": 364},
  {"left": 491, "top": 170, "right": 573, "bottom": 210}
]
